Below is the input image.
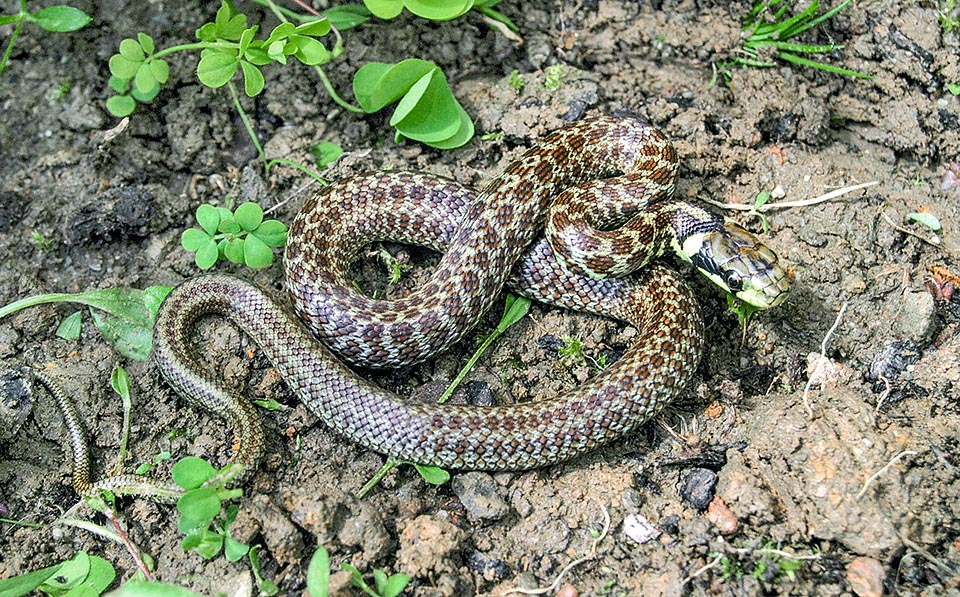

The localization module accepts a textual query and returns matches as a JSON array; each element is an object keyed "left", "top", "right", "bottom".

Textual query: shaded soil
[{"left": 2, "top": 1, "right": 960, "bottom": 595}]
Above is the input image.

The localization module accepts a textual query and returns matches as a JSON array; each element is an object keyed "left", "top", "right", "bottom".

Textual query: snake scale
[{"left": 152, "top": 116, "right": 789, "bottom": 476}]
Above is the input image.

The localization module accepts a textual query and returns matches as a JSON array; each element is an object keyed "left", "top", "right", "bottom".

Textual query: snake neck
[{"left": 664, "top": 203, "right": 724, "bottom": 265}]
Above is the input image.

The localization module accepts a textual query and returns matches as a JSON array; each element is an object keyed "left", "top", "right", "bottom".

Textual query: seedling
[
  {"left": 940, "top": 0, "right": 959, "bottom": 32},
  {"left": 0, "top": 551, "right": 115, "bottom": 597},
  {"left": 558, "top": 335, "right": 585, "bottom": 363},
  {"left": 306, "top": 545, "right": 331, "bottom": 597},
  {"left": 249, "top": 545, "right": 280, "bottom": 595},
  {"left": 180, "top": 202, "right": 288, "bottom": 270},
  {"left": 508, "top": 69, "right": 525, "bottom": 90},
  {"left": 356, "top": 457, "right": 450, "bottom": 499},
  {"left": 311, "top": 140, "right": 344, "bottom": 169},
  {"left": 341, "top": 563, "right": 411, "bottom": 597},
  {"left": 0, "top": 285, "right": 172, "bottom": 360},
  {"left": 907, "top": 210, "right": 942, "bottom": 233},
  {"left": 107, "top": 0, "right": 475, "bottom": 150},
  {"left": 363, "top": 0, "right": 517, "bottom": 33},
  {"left": 172, "top": 456, "right": 248, "bottom": 561},
  {"left": 544, "top": 63, "right": 565, "bottom": 90},
  {"left": 715, "top": 0, "right": 872, "bottom": 84},
  {"left": 0, "top": 1, "right": 91, "bottom": 78},
  {"left": 750, "top": 190, "right": 771, "bottom": 234}
]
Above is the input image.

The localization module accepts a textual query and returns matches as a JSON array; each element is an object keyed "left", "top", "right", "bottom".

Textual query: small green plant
[
  {"left": 306, "top": 545, "right": 331, "bottom": 597},
  {"left": 940, "top": 0, "right": 959, "bottom": 33},
  {"left": 0, "top": 551, "right": 115, "bottom": 597},
  {"left": 544, "top": 63, "right": 565, "bottom": 90},
  {"left": 558, "top": 335, "right": 585, "bottom": 362},
  {"left": 0, "top": 285, "right": 171, "bottom": 360},
  {"left": 907, "top": 210, "right": 942, "bottom": 233},
  {"left": 30, "top": 229, "right": 53, "bottom": 251},
  {"left": 107, "top": 0, "right": 474, "bottom": 150},
  {"left": 363, "top": 0, "right": 516, "bottom": 31},
  {"left": 181, "top": 202, "right": 288, "bottom": 270},
  {"left": 0, "top": 1, "right": 91, "bottom": 78},
  {"left": 716, "top": 0, "right": 872, "bottom": 83},
  {"left": 508, "top": 68, "right": 525, "bottom": 90},
  {"left": 249, "top": 545, "right": 280, "bottom": 595},
  {"left": 750, "top": 190, "right": 771, "bottom": 233},
  {"left": 311, "top": 140, "right": 344, "bottom": 169},
  {"left": 172, "top": 456, "right": 248, "bottom": 561},
  {"left": 135, "top": 451, "right": 172, "bottom": 476},
  {"left": 341, "top": 563, "right": 411, "bottom": 597}
]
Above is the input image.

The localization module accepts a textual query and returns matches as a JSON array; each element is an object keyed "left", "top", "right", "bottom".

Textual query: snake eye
[{"left": 724, "top": 270, "right": 744, "bottom": 292}]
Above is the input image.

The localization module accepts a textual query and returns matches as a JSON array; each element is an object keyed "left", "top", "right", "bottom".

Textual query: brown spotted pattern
[{"left": 154, "top": 117, "right": 711, "bottom": 471}]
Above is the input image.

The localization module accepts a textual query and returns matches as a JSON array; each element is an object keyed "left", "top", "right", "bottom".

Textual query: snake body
[{"left": 153, "top": 117, "right": 789, "bottom": 473}]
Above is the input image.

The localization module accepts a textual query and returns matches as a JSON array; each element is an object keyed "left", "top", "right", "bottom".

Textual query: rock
[
  {"left": 847, "top": 556, "right": 885, "bottom": 597},
  {"left": 680, "top": 468, "right": 718, "bottom": 511},
  {"left": 705, "top": 496, "right": 739, "bottom": 536},
  {"left": 397, "top": 515, "right": 465, "bottom": 578},
  {"left": 452, "top": 472, "right": 510, "bottom": 521},
  {"left": 245, "top": 495, "right": 304, "bottom": 565},
  {"left": 464, "top": 549, "right": 510, "bottom": 582},
  {"left": 465, "top": 381, "right": 495, "bottom": 407},
  {"left": 0, "top": 369, "right": 32, "bottom": 444},
  {"left": 895, "top": 289, "right": 938, "bottom": 345},
  {"left": 622, "top": 513, "right": 660, "bottom": 544},
  {"left": 63, "top": 186, "right": 155, "bottom": 244}
]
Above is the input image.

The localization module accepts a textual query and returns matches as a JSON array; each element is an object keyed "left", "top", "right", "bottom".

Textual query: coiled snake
[{"left": 45, "top": 117, "right": 788, "bottom": 496}]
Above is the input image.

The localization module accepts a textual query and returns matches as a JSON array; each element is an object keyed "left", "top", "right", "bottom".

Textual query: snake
[{"left": 142, "top": 116, "right": 790, "bottom": 480}]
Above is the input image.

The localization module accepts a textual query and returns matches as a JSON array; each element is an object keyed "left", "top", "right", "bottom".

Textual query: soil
[{"left": 1, "top": 1, "right": 959, "bottom": 596}]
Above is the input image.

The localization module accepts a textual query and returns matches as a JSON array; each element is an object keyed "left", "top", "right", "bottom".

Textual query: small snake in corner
[{"left": 48, "top": 116, "right": 790, "bottom": 496}]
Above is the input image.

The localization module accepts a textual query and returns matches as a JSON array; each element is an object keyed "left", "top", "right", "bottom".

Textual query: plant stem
[
  {"left": 314, "top": 64, "right": 364, "bottom": 113},
  {"left": 355, "top": 458, "right": 398, "bottom": 499},
  {"left": 0, "top": 292, "right": 80, "bottom": 319},
  {"left": 227, "top": 81, "right": 268, "bottom": 168},
  {"left": 0, "top": 2, "right": 27, "bottom": 78}
]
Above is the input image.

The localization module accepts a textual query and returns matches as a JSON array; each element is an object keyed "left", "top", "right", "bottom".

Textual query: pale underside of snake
[{"left": 53, "top": 117, "right": 790, "bottom": 496}]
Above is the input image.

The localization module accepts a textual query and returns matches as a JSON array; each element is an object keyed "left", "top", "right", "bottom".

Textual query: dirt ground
[{"left": 1, "top": 0, "right": 960, "bottom": 595}]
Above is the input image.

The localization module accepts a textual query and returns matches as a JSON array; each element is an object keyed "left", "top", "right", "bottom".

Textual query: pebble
[
  {"left": 847, "top": 556, "right": 885, "bottom": 597},
  {"left": 464, "top": 549, "right": 511, "bottom": 582},
  {"left": 0, "top": 369, "right": 33, "bottom": 444},
  {"left": 680, "top": 468, "right": 718, "bottom": 511},
  {"left": 465, "top": 380, "right": 496, "bottom": 407},
  {"left": 705, "top": 496, "right": 739, "bottom": 536},
  {"left": 622, "top": 513, "right": 661, "bottom": 544},
  {"left": 452, "top": 472, "right": 511, "bottom": 520},
  {"left": 397, "top": 515, "right": 466, "bottom": 578},
  {"left": 895, "top": 289, "right": 938, "bottom": 344},
  {"left": 555, "top": 584, "right": 578, "bottom": 597}
]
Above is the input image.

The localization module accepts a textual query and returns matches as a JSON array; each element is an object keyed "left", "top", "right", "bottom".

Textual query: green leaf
[
  {"left": 294, "top": 17, "right": 332, "bottom": 37},
  {"left": 907, "top": 211, "right": 941, "bottom": 232},
  {"left": 265, "top": 22, "right": 297, "bottom": 45},
  {"left": 223, "top": 238, "right": 245, "bottom": 264},
  {"left": 131, "top": 82, "right": 160, "bottom": 102},
  {"left": 353, "top": 58, "right": 435, "bottom": 113},
  {"left": 195, "top": 238, "right": 219, "bottom": 269},
  {"left": 177, "top": 488, "right": 222, "bottom": 531},
  {"left": 197, "top": 50, "right": 239, "bottom": 88},
  {"left": 76, "top": 555, "right": 116, "bottom": 593},
  {"left": 108, "top": 580, "right": 206, "bottom": 597},
  {"left": 412, "top": 463, "right": 450, "bottom": 485},
  {"left": 323, "top": 5, "right": 372, "bottom": 30},
  {"left": 108, "top": 54, "right": 141, "bottom": 79},
  {"left": 142, "top": 286, "right": 172, "bottom": 320},
  {"left": 187, "top": 529, "right": 225, "bottom": 559},
  {"left": 137, "top": 31, "right": 156, "bottom": 56},
  {"left": 150, "top": 59, "right": 170, "bottom": 84},
  {"left": 196, "top": 22, "right": 218, "bottom": 42},
  {"left": 32, "top": 6, "right": 92, "bottom": 32},
  {"left": 405, "top": 0, "right": 474, "bottom": 20},
  {"left": 134, "top": 63, "right": 158, "bottom": 94},
  {"left": 111, "top": 365, "right": 131, "bottom": 401},
  {"left": 239, "top": 61, "right": 265, "bottom": 97},
  {"left": 364, "top": 0, "right": 404, "bottom": 19},
  {"left": 118, "top": 37, "right": 146, "bottom": 61},
  {"left": 89, "top": 307, "right": 153, "bottom": 361},
  {"left": 181, "top": 227, "right": 211, "bottom": 252},
  {"left": 390, "top": 68, "right": 462, "bottom": 143},
  {"left": 218, "top": 213, "right": 241, "bottom": 234},
  {"left": 379, "top": 573, "right": 411, "bottom": 597},
  {"left": 214, "top": 0, "right": 247, "bottom": 40},
  {"left": 224, "top": 534, "right": 250, "bottom": 562},
  {"left": 196, "top": 204, "right": 221, "bottom": 236},
  {"left": 238, "top": 26, "right": 257, "bottom": 55},
  {"left": 421, "top": 102, "right": 474, "bottom": 149},
  {"left": 497, "top": 293, "right": 531, "bottom": 331},
  {"left": 107, "top": 75, "right": 129, "bottom": 93},
  {"left": 306, "top": 546, "right": 330, "bottom": 597},
  {"left": 234, "top": 202, "right": 264, "bottom": 231},
  {"left": 0, "top": 562, "right": 62, "bottom": 596},
  {"left": 291, "top": 35, "right": 331, "bottom": 66},
  {"left": 243, "top": 234, "right": 274, "bottom": 269},
  {"left": 172, "top": 456, "right": 218, "bottom": 490},
  {"left": 310, "top": 141, "right": 344, "bottom": 169},
  {"left": 56, "top": 310, "right": 83, "bottom": 340},
  {"left": 948, "top": 83, "right": 960, "bottom": 95},
  {"left": 40, "top": 551, "right": 90, "bottom": 593},
  {"left": 251, "top": 220, "right": 288, "bottom": 247},
  {"left": 137, "top": 32, "right": 155, "bottom": 55}
]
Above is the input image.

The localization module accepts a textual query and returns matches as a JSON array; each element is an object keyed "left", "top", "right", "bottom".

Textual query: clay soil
[{"left": 2, "top": 1, "right": 960, "bottom": 595}]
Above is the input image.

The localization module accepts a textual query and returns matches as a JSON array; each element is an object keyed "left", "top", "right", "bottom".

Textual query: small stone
[
  {"left": 465, "top": 380, "right": 496, "bottom": 407},
  {"left": 555, "top": 584, "right": 579, "bottom": 597},
  {"left": 705, "top": 496, "right": 739, "bottom": 535},
  {"left": 0, "top": 369, "right": 33, "bottom": 444},
  {"left": 680, "top": 468, "right": 718, "bottom": 511},
  {"left": 895, "top": 289, "right": 938, "bottom": 344},
  {"left": 397, "top": 515, "right": 465, "bottom": 578},
  {"left": 246, "top": 495, "right": 304, "bottom": 565},
  {"left": 464, "top": 549, "right": 511, "bottom": 582},
  {"left": 452, "top": 472, "right": 510, "bottom": 520},
  {"left": 847, "top": 556, "right": 885, "bottom": 597},
  {"left": 622, "top": 513, "right": 661, "bottom": 544}
]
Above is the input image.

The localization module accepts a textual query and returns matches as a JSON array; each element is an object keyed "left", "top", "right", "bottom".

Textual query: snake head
[{"left": 684, "top": 220, "right": 790, "bottom": 309}]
